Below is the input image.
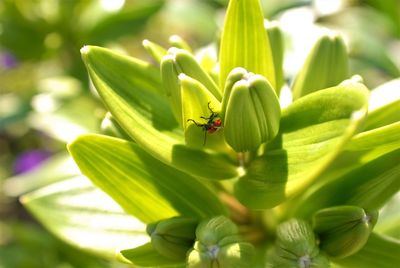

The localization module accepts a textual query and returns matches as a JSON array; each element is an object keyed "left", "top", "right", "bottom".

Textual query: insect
[{"left": 187, "top": 102, "right": 222, "bottom": 145}]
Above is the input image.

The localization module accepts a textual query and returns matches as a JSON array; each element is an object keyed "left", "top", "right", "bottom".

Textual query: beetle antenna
[
  {"left": 207, "top": 102, "right": 214, "bottom": 113},
  {"left": 187, "top": 119, "right": 202, "bottom": 127},
  {"left": 203, "top": 129, "right": 207, "bottom": 145}
]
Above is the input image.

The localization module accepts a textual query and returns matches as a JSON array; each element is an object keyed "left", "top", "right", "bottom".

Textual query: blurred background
[{"left": 0, "top": 0, "right": 399, "bottom": 267}]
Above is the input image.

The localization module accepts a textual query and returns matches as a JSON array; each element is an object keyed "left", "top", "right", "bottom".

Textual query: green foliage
[{"left": 9, "top": 0, "right": 399, "bottom": 267}]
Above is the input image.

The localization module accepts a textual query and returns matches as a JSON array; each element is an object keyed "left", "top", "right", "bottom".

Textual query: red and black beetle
[{"left": 187, "top": 102, "right": 222, "bottom": 145}]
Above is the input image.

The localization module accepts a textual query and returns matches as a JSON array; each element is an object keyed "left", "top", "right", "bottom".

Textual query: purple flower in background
[
  {"left": 0, "top": 52, "right": 18, "bottom": 69},
  {"left": 13, "top": 150, "right": 51, "bottom": 174}
]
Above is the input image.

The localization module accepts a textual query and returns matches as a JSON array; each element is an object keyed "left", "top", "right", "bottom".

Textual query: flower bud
[
  {"left": 161, "top": 48, "right": 222, "bottom": 125},
  {"left": 223, "top": 69, "right": 280, "bottom": 152},
  {"left": 312, "top": 206, "right": 378, "bottom": 259},
  {"left": 142, "top": 39, "right": 167, "bottom": 63},
  {"left": 187, "top": 216, "right": 254, "bottom": 267},
  {"left": 169, "top": 35, "right": 192, "bottom": 53},
  {"left": 147, "top": 217, "right": 198, "bottom": 261},
  {"left": 292, "top": 32, "right": 349, "bottom": 100},
  {"left": 160, "top": 54, "right": 183, "bottom": 124},
  {"left": 168, "top": 47, "right": 221, "bottom": 100},
  {"left": 266, "top": 21, "right": 285, "bottom": 94},
  {"left": 268, "top": 219, "right": 330, "bottom": 268}
]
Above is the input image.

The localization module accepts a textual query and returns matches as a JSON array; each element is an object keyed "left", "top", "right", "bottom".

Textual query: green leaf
[
  {"left": 68, "top": 134, "right": 228, "bottom": 223},
  {"left": 346, "top": 122, "right": 400, "bottom": 151},
  {"left": 117, "top": 243, "right": 185, "bottom": 267},
  {"left": 81, "top": 45, "right": 238, "bottom": 180},
  {"left": 234, "top": 82, "right": 369, "bottom": 208},
  {"left": 333, "top": 233, "right": 400, "bottom": 268},
  {"left": 219, "top": 0, "right": 275, "bottom": 90},
  {"left": 21, "top": 176, "right": 149, "bottom": 259},
  {"left": 291, "top": 148, "right": 400, "bottom": 218}
]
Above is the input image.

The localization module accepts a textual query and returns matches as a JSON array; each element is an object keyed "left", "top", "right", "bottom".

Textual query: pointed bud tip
[
  {"left": 167, "top": 47, "right": 180, "bottom": 55},
  {"left": 169, "top": 35, "right": 181, "bottom": 43},
  {"left": 178, "top": 73, "right": 188, "bottom": 81},
  {"left": 161, "top": 54, "right": 176, "bottom": 62},
  {"left": 80, "top": 45, "right": 90, "bottom": 55},
  {"left": 142, "top": 39, "right": 150, "bottom": 47}
]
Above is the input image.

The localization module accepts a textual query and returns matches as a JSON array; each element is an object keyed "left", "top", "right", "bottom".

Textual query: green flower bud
[
  {"left": 169, "top": 35, "right": 192, "bottom": 53},
  {"left": 147, "top": 217, "right": 198, "bottom": 261},
  {"left": 168, "top": 47, "right": 221, "bottom": 100},
  {"left": 223, "top": 69, "right": 280, "bottom": 152},
  {"left": 187, "top": 216, "right": 254, "bottom": 267},
  {"left": 312, "top": 206, "right": 378, "bottom": 259},
  {"left": 160, "top": 54, "right": 183, "bottom": 124},
  {"left": 160, "top": 47, "right": 222, "bottom": 125},
  {"left": 266, "top": 21, "right": 285, "bottom": 94},
  {"left": 142, "top": 39, "right": 167, "bottom": 63},
  {"left": 268, "top": 219, "right": 330, "bottom": 268},
  {"left": 221, "top": 67, "right": 248, "bottom": 118},
  {"left": 292, "top": 32, "right": 349, "bottom": 100}
]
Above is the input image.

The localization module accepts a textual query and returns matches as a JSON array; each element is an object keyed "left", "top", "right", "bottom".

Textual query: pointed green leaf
[
  {"left": 81, "top": 45, "right": 238, "bottom": 180},
  {"left": 365, "top": 100, "right": 400, "bottom": 131},
  {"left": 234, "top": 82, "right": 369, "bottom": 208},
  {"left": 118, "top": 243, "right": 185, "bottom": 267},
  {"left": 21, "top": 176, "right": 149, "bottom": 259},
  {"left": 333, "top": 233, "right": 400, "bottom": 268},
  {"left": 291, "top": 148, "right": 400, "bottom": 219},
  {"left": 68, "top": 134, "right": 228, "bottom": 223},
  {"left": 346, "top": 122, "right": 400, "bottom": 151},
  {"left": 219, "top": 0, "right": 275, "bottom": 90}
]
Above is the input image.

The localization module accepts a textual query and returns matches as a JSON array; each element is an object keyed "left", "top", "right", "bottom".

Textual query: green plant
[{"left": 21, "top": 0, "right": 400, "bottom": 267}]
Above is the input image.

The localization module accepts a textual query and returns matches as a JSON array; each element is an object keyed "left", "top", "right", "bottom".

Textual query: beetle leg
[{"left": 187, "top": 119, "right": 203, "bottom": 127}]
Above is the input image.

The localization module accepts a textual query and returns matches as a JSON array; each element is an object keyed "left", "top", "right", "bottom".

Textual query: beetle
[{"left": 187, "top": 102, "right": 222, "bottom": 145}]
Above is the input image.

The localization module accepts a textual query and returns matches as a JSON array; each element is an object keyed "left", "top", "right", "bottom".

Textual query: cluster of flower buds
[
  {"left": 146, "top": 216, "right": 254, "bottom": 267},
  {"left": 159, "top": 45, "right": 281, "bottom": 153}
]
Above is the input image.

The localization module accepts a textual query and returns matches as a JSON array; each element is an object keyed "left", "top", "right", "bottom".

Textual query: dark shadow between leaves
[{"left": 234, "top": 134, "right": 289, "bottom": 209}]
